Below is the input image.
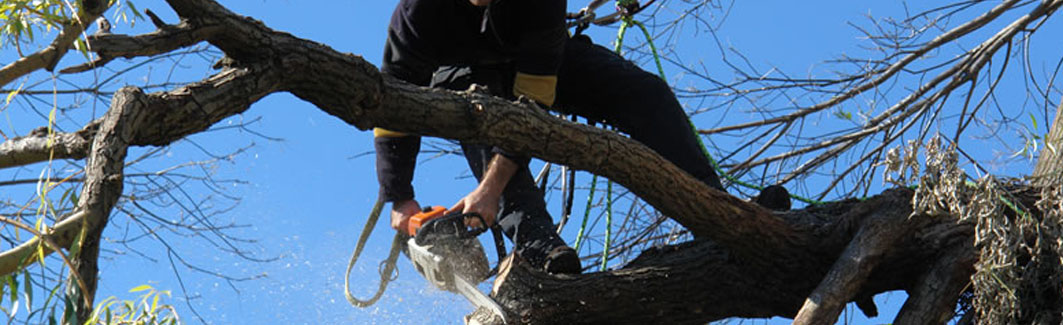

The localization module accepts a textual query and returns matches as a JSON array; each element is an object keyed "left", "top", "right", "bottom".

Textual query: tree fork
[{"left": 793, "top": 196, "right": 914, "bottom": 324}]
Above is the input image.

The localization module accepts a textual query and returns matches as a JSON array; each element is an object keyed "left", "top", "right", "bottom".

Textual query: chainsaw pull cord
[{"left": 344, "top": 196, "right": 403, "bottom": 308}]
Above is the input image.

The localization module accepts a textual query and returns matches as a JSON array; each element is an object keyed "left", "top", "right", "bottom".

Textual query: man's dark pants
[{"left": 430, "top": 35, "right": 723, "bottom": 268}]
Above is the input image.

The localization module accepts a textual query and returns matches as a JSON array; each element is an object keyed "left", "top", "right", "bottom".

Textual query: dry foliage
[{"left": 885, "top": 135, "right": 1063, "bottom": 323}]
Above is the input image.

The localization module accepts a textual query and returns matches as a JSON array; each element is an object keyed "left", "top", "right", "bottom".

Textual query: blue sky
[{"left": 2, "top": 0, "right": 1060, "bottom": 324}]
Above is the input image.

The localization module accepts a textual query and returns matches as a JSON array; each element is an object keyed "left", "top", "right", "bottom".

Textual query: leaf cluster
[
  {"left": 1, "top": 0, "right": 143, "bottom": 56},
  {"left": 88, "top": 284, "right": 180, "bottom": 325}
]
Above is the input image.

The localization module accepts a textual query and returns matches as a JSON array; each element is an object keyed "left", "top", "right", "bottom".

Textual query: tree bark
[
  {"left": 475, "top": 189, "right": 991, "bottom": 324},
  {"left": 62, "top": 88, "right": 139, "bottom": 322},
  {"left": 1033, "top": 99, "right": 1063, "bottom": 186}
]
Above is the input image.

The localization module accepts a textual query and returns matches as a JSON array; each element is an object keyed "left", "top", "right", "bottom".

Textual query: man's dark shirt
[{"left": 375, "top": 0, "right": 568, "bottom": 202}]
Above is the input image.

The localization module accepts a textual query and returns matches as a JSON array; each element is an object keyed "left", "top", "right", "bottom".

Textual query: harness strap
[{"left": 344, "top": 196, "right": 403, "bottom": 308}]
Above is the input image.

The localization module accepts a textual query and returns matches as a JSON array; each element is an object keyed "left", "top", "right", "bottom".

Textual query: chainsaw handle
[
  {"left": 406, "top": 206, "right": 492, "bottom": 237},
  {"left": 457, "top": 213, "right": 491, "bottom": 237},
  {"left": 414, "top": 211, "right": 491, "bottom": 246}
]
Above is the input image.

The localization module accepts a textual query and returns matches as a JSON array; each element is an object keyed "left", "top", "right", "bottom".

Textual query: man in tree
[{"left": 376, "top": 0, "right": 729, "bottom": 274}]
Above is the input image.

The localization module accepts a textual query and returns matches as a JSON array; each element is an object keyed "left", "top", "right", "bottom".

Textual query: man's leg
[
  {"left": 555, "top": 36, "right": 725, "bottom": 191},
  {"left": 431, "top": 66, "right": 580, "bottom": 273}
]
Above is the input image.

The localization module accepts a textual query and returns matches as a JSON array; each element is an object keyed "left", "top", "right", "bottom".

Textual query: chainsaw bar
[{"left": 407, "top": 237, "right": 508, "bottom": 324}]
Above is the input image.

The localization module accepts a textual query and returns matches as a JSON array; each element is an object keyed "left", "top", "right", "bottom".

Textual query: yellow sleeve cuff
[
  {"left": 513, "top": 72, "right": 557, "bottom": 107},
  {"left": 374, "top": 128, "right": 408, "bottom": 138}
]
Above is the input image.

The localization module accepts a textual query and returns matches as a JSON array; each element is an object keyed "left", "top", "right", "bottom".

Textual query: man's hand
[
  {"left": 390, "top": 199, "right": 422, "bottom": 233},
  {"left": 448, "top": 154, "right": 519, "bottom": 228},
  {"left": 448, "top": 185, "right": 501, "bottom": 228}
]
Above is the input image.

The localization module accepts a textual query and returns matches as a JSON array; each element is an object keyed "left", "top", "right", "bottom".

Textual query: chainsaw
[{"left": 402, "top": 206, "right": 509, "bottom": 324}]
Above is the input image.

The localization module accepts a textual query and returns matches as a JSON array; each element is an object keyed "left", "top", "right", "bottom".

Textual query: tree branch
[
  {"left": 894, "top": 242, "right": 976, "bottom": 324},
  {"left": 60, "top": 11, "right": 212, "bottom": 74},
  {"left": 0, "top": 65, "right": 280, "bottom": 275},
  {"left": 0, "top": 0, "right": 110, "bottom": 87},
  {"left": 0, "top": 124, "right": 96, "bottom": 169},
  {"left": 793, "top": 198, "right": 914, "bottom": 324}
]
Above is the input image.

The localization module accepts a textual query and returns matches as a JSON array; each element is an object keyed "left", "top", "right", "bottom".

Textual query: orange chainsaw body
[{"left": 406, "top": 205, "right": 446, "bottom": 236}]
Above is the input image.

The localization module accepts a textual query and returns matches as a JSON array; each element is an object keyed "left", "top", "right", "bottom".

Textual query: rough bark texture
[
  {"left": 0, "top": 0, "right": 1043, "bottom": 323},
  {"left": 1033, "top": 100, "right": 1063, "bottom": 186},
  {"left": 474, "top": 189, "right": 986, "bottom": 324},
  {"left": 0, "top": 125, "right": 95, "bottom": 169},
  {"left": 62, "top": 88, "right": 138, "bottom": 322}
]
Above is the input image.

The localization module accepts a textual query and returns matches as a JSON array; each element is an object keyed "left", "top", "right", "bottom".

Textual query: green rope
[
  {"left": 573, "top": 175, "right": 598, "bottom": 251},
  {"left": 629, "top": 19, "right": 666, "bottom": 83},
  {"left": 614, "top": 10, "right": 828, "bottom": 206},
  {"left": 614, "top": 18, "right": 629, "bottom": 54},
  {"left": 588, "top": 18, "right": 632, "bottom": 268},
  {"left": 600, "top": 180, "right": 614, "bottom": 271}
]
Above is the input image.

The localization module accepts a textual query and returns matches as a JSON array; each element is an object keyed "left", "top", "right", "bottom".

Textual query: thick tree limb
[
  {"left": 793, "top": 198, "right": 913, "bottom": 324},
  {"left": 0, "top": 0, "right": 110, "bottom": 87},
  {"left": 0, "top": 125, "right": 95, "bottom": 169},
  {"left": 477, "top": 189, "right": 984, "bottom": 324},
  {"left": 63, "top": 87, "right": 139, "bottom": 322}
]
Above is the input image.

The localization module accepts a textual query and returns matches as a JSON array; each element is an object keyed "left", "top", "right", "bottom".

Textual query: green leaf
[
  {"left": 128, "top": 284, "right": 152, "bottom": 293},
  {"left": 832, "top": 109, "right": 853, "bottom": 121},
  {"left": 63, "top": 295, "right": 76, "bottom": 325},
  {"left": 5, "top": 86, "right": 20, "bottom": 105},
  {"left": 75, "top": 38, "right": 88, "bottom": 59},
  {"left": 126, "top": 1, "right": 143, "bottom": 20},
  {"left": 59, "top": 187, "right": 73, "bottom": 210},
  {"left": 22, "top": 272, "right": 31, "bottom": 311},
  {"left": 40, "top": 282, "right": 60, "bottom": 324},
  {"left": 24, "top": 21, "right": 34, "bottom": 42},
  {"left": 35, "top": 238, "right": 45, "bottom": 267},
  {"left": 6, "top": 275, "right": 16, "bottom": 303},
  {"left": 89, "top": 297, "right": 117, "bottom": 325}
]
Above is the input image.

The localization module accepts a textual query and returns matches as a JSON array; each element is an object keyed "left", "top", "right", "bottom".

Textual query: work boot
[
  {"left": 753, "top": 185, "right": 791, "bottom": 211},
  {"left": 542, "top": 246, "right": 581, "bottom": 275}
]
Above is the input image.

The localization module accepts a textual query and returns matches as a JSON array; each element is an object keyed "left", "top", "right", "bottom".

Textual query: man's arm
[
  {"left": 378, "top": 0, "right": 442, "bottom": 230},
  {"left": 375, "top": 130, "right": 423, "bottom": 231},
  {"left": 447, "top": 0, "right": 567, "bottom": 226},
  {"left": 448, "top": 153, "right": 519, "bottom": 227}
]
